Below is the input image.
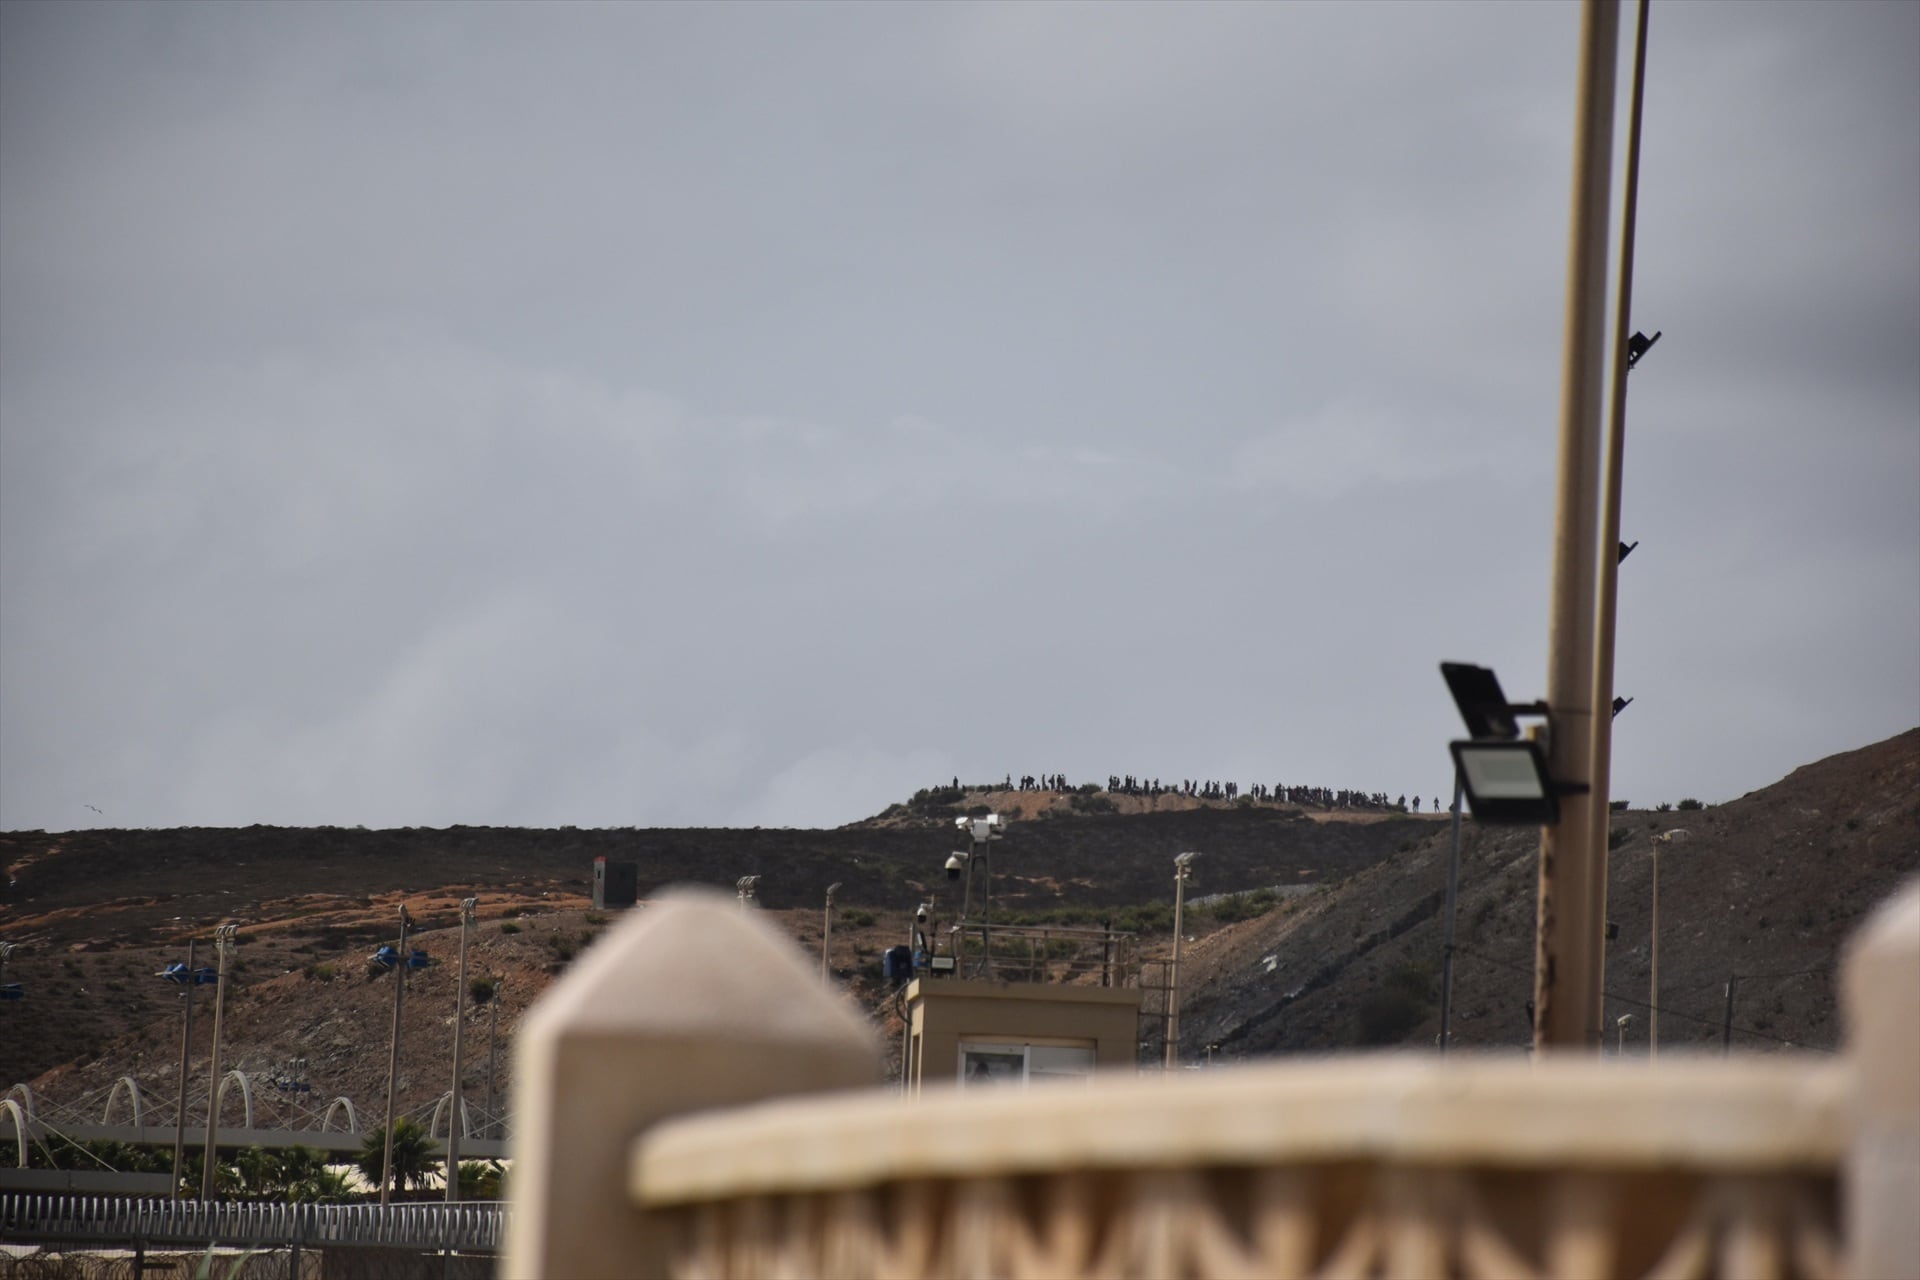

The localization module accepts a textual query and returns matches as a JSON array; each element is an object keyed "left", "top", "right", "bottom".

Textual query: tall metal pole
[
  {"left": 200, "top": 925, "right": 237, "bottom": 1201},
  {"left": 1439, "top": 771, "right": 1465, "bottom": 1054},
  {"left": 170, "top": 938, "right": 196, "bottom": 1201},
  {"left": 1164, "top": 852, "right": 1199, "bottom": 1070},
  {"left": 976, "top": 835, "right": 991, "bottom": 924},
  {"left": 379, "top": 905, "right": 411, "bottom": 1206},
  {"left": 1649, "top": 840, "right": 1659, "bottom": 1059},
  {"left": 1586, "top": 0, "right": 1655, "bottom": 1048},
  {"left": 484, "top": 978, "right": 502, "bottom": 1140},
  {"left": 445, "top": 898, "right": 476, "bottom": 1202},
  {"left": 821, "top": 884, "right": 840, "bottom": 981},
  {"left": 1721, "top": 975, "right": 1737, "bottom": 1054},
  {"left": 1535, "top": 0, "right": 1620, "bottom": 1053}
]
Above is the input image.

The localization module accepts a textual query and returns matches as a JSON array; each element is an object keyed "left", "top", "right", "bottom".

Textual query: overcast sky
[{"left": 2, "top": 1, "right": 1915, "bottom": 833}]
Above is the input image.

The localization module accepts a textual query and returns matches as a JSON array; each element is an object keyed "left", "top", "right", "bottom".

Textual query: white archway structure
[
  {"left": 212, "top": 1070, "right": 254, "bottom": 1131},
  {"left": 322, "top": 1097, "right": 359, "bottom": 1134},
  {"left": 428, "top": 1091, "right": 473, "bottom": 1140},
  {"left": 4, "top": 1083, "right": 34, "bottom": 1120},
  {"left": 102, "top": 1076, "right": 145, "bottom": 1127},
  {"left": 0, "top": 1098, "right": 27, "bottom": 1168}
]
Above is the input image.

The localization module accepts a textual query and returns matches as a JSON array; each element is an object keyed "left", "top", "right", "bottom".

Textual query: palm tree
[
  {"left": 457, "top": 1160, "right": 504, "bottom": 1200},
  {"left": 356, "top": 1118, "right": 439, "bottom": 1199}
]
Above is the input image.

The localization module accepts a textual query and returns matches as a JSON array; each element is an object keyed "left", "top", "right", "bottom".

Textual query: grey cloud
[{"left": 2, "top": 1, "right": 1913, "bottom": 832}]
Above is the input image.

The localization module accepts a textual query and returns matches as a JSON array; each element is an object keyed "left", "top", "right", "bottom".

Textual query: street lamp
[
  {"left": 1440, "top": 662, "right": 1579, "bottom": 827},
  {"left": 1649, "top": 828, "right": 1689, "bottom": 1058},
  {"left": 157, "top": 939, "right": 215, "bottom": 1200},
  {"left": 952, "top": 815, "right": 1004, "bottom": 922},
  {"left": 821, "top": 884, "right": 842, "bottom": 982},
  {"left": 200, "top": 925, "right": 238, "bottom": 1201},
  {"left": 446, "top": 897, "right": 477, "bottom": 1203},
  {"left": 1616, "top": 1013, "right": 1634, "bottom": 1056},
  {"left": 1165, "top": 852, "right": 1201, "bottom": 1071},
  {"left": 736, "top": 876, "right": 760, "bottom": 910},
  {"left": 378, "top": 905, "right": 414, "bottom": 1206}
]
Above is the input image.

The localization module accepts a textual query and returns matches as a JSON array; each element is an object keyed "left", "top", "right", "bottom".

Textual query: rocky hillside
[
  {"left": 1168, "top": 728, "right": 1920, "bottom": 1060},
  {"left": 1, "top": 730, "right": 1911, "bottom": 1131},
  {"left": 0, "top": 795, "right": 1428, "bottom": 1107}
]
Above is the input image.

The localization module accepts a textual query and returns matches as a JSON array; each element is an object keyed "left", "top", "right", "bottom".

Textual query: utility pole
[
  {"left": 1721, "top": 975, "right": 1738, "bottom": 1054},
  {"left": 1439, "top": 771, "right": 1465, "bottom": 1054},
  {"left": 170, "top": 937, "right": 196, "bottom": 1201},
  {"left": 1164, "top": 853, "right": 1200, "bottom": 1070},
  {"left": 1650, "top": 836, "right": 1660, "bottom": 1059},
  {"left": 445, "top": 898, "right": 476, "bottom": 1202},
  {"left": 1535, "top": 0, "right": 1619, "bottom": 1053},
  {"left": 821, "top": 884, "right": 841, "bottom": 982},
  {"left": 1585, "top": 0, "right": 1655, "bottom": 1049},
  {"left": 200, "top": 925, "right": 237, "bottom": 1201},
  {"left": 379, "top": 904, "right": 411, "bottom": 1206}
]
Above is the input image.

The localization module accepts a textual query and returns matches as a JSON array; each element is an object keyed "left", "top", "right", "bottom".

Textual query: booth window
[{"left": 958, "top": 1041, "right": 1094, "bottom": 1087}]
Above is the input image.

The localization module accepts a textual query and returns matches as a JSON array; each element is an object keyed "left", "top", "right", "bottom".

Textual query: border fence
[{"left": 0, "top": 1196, "right": 505, "bottom": 1280}]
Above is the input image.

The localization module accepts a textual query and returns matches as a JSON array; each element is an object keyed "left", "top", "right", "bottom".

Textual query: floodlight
[
  {"left": 1626, "top": 330, "right": 1661, "bottom": 368},
  {"left": 1441, "top": 662, "right": 1531, "bottom": 740},
  {"left": 956, "top": 814, "right": 1004, "bottom": 843},
  {"left": 1618, "top": 540, "right": 1639, "bottom": 563},
  {"left": 1612, "top": 696, "right": 1633, "bottom": 717},
  {"left": 1449, "top": 738, "right": 1560, "bottom": 825}
]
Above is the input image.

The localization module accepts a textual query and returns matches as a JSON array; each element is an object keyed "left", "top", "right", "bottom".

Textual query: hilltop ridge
[{"left": 1, "top": 729, "right": 1913, "bottom": 1119}]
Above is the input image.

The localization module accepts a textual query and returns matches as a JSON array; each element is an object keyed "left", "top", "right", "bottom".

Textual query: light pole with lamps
[
  {"left": 952, "top": 815, "right": 1003, "bottom": 922},
  {"left": 445, "top": 897, "right": 477, "bottom": 1202},
  {"left": 200, "top": 925, "right": 238, "bottom": 1201},
  {"left": 1616, "top": 1013, "right": 1634, "bottom": 1056},
  {"left": 158, "top": 939, "right": 217, "bottom": 1200},
  {"left": 736, "top": 876, "right": 760, "bottom": 910},
  {"left": 1165, "top": 852, "right": 1201, "bottom": 1070},
  {"left": 1649, "top": 828, "right": 1688, "bottom": 1058},
  {"left": 378, "top": 905, "right": 411, "bottom": 1206},
  {"left": 821, "top": 884, "right": 842, "bottom": 981}
]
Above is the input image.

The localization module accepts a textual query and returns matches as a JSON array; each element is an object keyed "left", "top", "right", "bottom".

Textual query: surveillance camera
[
  {"left": 945, "top": 853, "right": 965, "bottom": 880},
  {"left": 915, "top": 906, "right": 928, "bottom": 923}
]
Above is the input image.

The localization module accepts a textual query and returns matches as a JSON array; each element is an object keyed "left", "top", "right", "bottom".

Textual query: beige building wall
[{"left": 905, "top": 978, "right": 1143, "bottom": 1091}]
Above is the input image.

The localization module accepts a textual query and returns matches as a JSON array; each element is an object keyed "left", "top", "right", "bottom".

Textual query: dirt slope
[
  {"left": 0, "top": 799, "right": 1426, "bottom": 1101},
  {"left": 1169, "top": 728, "right": 1920, "bottom": 1060}
]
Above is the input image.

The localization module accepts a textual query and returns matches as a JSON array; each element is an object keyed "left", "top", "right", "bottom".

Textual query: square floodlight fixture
[
  {"left": 1612, "top": 695, "right": 1633, "bottom": 717},
  {"left": 1441, "top": 662, "right": 1524, "bottom": 740},
  {"left": 956, "top": 814, "right": 1003, "bottom": 842},
  {"left": 1626, "top": 330, "right": 1661, "bottom": 368},
  {"left": 1450, "top": 738, "right": 1560, "bottom": 825}
]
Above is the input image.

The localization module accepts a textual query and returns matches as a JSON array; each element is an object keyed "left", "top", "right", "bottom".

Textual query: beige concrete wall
[{"left": 907, "top": 979, "right": 1142, "bottom": 1087}]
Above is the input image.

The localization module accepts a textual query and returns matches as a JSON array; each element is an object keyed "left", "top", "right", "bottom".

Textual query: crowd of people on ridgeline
[{"left": 947, "top": 773, "right": 1445, "bottom": 814}]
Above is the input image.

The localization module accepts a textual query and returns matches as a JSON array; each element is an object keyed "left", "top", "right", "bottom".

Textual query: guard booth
[
  {"left": 592, "top": 857, "right": 638, "bottom": 910},
  {"left": 901, "top": 922, "right": 1145, "bottom": 1093}
]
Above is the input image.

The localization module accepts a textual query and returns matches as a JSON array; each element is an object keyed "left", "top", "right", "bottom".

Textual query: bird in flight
[{"left": 84, "top": 804, "right": 103, "bottom": 815}]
